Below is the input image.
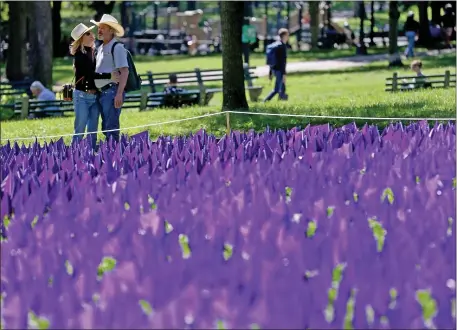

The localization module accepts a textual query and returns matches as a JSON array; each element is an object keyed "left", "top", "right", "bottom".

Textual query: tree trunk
[
  {"left": 369, "top": 1, "right": 376, "bottom": 46},
  {"left": 6, "top": 1, "right": 29, "bottom": 81},
  {"left": 52, "top": 1, "right": 62, "bottom": 58},
  {"left": 358, "top": 1, "right": 367, "bottom": 54},
  {"left": 309, "top": 1, "right": 319, "bottom": 49},
  {"left": 388, "top": 1, "right": 403, "bottom": 67},
  {"left": 244, "top": 1, "right": 253, "bottom": 18},
  {"left": 417, "top": 1, "right": 431, "bottom": 46},
  {"left": 28, "top": 1, "right": 53, "bottom": 87},
  {"left": 153, "top": 2, "right": 158, "bottom": 30},
  {"left": 187, "top": 1, "right": 196, "bottom": 11},
  {"left": 120, "top": 1, "right": 128, "bottom": 27},
  {"left": 220, "top": 1, "right": 248, "bottom": 111},
  {"left": 326, "top": 1, "right": 332, "bottom": 23},
  {"left": 297, "top": 2, "right": 303, "bottom": 49},
  {"left": 430, "top": 1, "right": 443, "bottom": 23},
  {"left": 90, "top": 1, "right": 116, "bottom": 21}
]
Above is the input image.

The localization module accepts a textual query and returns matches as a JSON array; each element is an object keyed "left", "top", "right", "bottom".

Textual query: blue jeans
[
  {"left": 405, "top": 31, "right": 416, "bottom": 58},
  {"left": 264, "top": 70, "right": 286, "bottom": 102},
  {"left": 72, "top": 89, "right": 100, "bottom": 147},
  {"left": 98, "top": 85, "right": 125, "bottom": 143}
]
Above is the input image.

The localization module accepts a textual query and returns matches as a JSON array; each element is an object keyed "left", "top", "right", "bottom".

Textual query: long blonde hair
[{"left": 69, "top": 37, "right": 94, "bottom": 56}]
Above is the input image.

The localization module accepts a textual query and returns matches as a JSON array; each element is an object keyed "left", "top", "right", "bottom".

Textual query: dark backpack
[
  {"left": 266, "top": 41, "right": 281, "bottom": 68},
  {"left": 111, "top": 41, "right": 142, "bottom": 92}
]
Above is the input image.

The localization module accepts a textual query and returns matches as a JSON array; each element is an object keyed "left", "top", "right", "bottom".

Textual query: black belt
[
  {"left": 99, "top": 83, "right": 116, "bottom": 92},
  {"left": 94, "top": 73, "right": 111, "bottom": 79}
]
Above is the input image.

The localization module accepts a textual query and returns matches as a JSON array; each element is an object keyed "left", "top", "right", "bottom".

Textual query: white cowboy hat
[
  {"left": 71, "top": 23, "right": 95, "bottom": 42},
  {"left": 90, "top": 14, "right": 125, "bottom": 37}
]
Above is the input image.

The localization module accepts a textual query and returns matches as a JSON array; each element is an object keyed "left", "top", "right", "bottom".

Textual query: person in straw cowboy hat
[
  {"left": 69, "top": 23, "right": 100, "bottom": 147},
  {"left": 90, "top": 14, "right": 128, "bottom": 143}
]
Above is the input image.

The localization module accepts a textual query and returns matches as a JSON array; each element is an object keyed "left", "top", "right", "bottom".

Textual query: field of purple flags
[{"left": 0, "top": 121, "right": 456, "bottom": 329}]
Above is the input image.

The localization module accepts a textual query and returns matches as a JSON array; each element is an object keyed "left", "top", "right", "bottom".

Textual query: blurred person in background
[
  {"left": 29, "top": 81, "right": 58, "bottom": 118},
  {"left": 403, "top": 11, "right": 420, "bottom": 58},
  {"left": 441, "top": 3, "right": 455, "bottom": 48}
]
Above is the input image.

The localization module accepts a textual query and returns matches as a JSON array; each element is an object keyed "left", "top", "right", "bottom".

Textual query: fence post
[
  {"left": 226, "top": 112, "right": 231, "bottom": 137},
  {"left": 444, "top": 70, "right": 450, "bottom": 88},
  {"left": 140, "top": 90, "right": 148, "bottom": 111},
  {"left": 391, "top": 72, "right": 398, "bottom": 92},
  {"left": 194, "top": 68, "right": 207, "bottom": 106},
  {"left": 21, "top": 96, "right": 30, "bottom": 119}
]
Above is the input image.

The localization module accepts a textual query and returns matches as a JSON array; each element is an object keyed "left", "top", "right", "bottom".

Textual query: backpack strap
[{"left": 111, "top": 41, "right": 121, "bottom": 69}]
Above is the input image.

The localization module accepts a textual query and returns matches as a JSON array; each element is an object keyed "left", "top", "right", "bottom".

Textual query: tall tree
[
  {"left": 388, "top": 1, "right": 403, "bottom": 67},
  {"left": 6, "top": 1, "right": 29, "bottom": 81},
  {"left": 52, "top": 1, "right": 62, "bottom": 57},
  {"left": 358, "top": 1, "right": 368, "bottom": 54},
  {"left": 430, "top": 1, "right": 443, "bottom": 23},
  {"left": 369, "top": 1, "right": 376, "bottom": 46},
  {"left": 220, "top": 1, "right": 248, "bottom": 110},
  {"left": 28, "top": 1, "right": 53, "bottom": 87},
  {"left": 89, "top": 1, "right": 116, "bottom": 21},
  {"left": 417, "top": 1, "right": 431, "bottom": 46},
  {"left": 187, "top": 1, "right": 196, "bottom": 11},
  {"left": 309, "top": 1, "right": 319, "bottom": 50}
]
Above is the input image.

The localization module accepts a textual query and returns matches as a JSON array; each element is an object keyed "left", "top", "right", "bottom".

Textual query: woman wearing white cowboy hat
[
  {"left": 70, "top": 23, "right": 101, "bottom": 148},
  {"left": 90, "top": 14, "right": 129, "bottom": 144}
]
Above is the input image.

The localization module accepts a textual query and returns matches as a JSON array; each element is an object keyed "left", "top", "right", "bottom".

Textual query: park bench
[
  {"left": 0, "top": 79, "right": 32, "bottom": 97},
  {"left": 122, "top": 90, "right": 200, "bottom": 110},
  {"left": 8, "top": 98, "right": 74, "bottom": 119},
  {"left": 3, "top": 91, "right": 199, "bottom": 119},
  {"left": 138, "top": 66, "right": 263, "bottom": 104},
  {"left": 385, "top": 70, "right": 456, "bottom": 92}
]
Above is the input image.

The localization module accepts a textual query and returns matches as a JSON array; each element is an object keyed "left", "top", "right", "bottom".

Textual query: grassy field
[
  {"left": 50, "top": 47, "right": 402, "bottom": 85},
  {"left": 0, "top": 47, "right": 399, "bottom": 86},
  {"left": 1, "top": 52, "right": 455, "bottom": 144}
]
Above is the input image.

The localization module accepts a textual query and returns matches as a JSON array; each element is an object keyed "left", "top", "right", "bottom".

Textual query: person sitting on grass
[
  {"left": 164, "top": 73, "right": 184, "bottom": 95},
  {"left": 402, "top": 60, "right": 430, "bottom": 90},
  {"left": 28, "top": 81, "right": 59, "bottom": 118}
]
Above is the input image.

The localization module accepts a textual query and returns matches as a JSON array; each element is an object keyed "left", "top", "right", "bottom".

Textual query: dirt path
[{"left": 254, "top": 49, "right": 454, "bottom": 77}]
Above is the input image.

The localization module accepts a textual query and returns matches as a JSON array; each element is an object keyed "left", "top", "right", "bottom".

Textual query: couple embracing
[{"left": 70, "top": 14, "right": 128, "bottom": 147}]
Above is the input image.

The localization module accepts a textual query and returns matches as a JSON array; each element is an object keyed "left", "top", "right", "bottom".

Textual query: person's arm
[
  {"left": 279, "top": 45, "right": 287, "bottom": 76},
  {"left": 113, "top": 43, "right": 129, "bottom": 108},
  {"left": 73, "top": 52, "right": 84, "bottom": 76}
]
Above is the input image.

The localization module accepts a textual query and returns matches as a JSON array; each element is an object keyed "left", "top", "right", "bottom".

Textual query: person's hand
[
  {"left": 283, "top": 75, "right": 286, "bottom": 83},
  {"left": 114, "top": 92, "right": 123, "bottom": 109},
  {"left": 111, "top": 70, "right": 120, "bottom": 83}
]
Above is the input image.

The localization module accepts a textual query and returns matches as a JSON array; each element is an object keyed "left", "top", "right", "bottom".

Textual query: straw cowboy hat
[
  {"left": 90, "top": 14, "right": 125, "bottom": 37},
  {"left": 71, "top": 23, "right": 95, "bottom": 42}
]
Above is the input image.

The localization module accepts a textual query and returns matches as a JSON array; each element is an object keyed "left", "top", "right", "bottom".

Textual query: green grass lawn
[
  {"left": 50, "top": 47, "right": 401, "bottom": 85},
  {"left": 2, "top": 52, "right": 455, "bottom": 144}
]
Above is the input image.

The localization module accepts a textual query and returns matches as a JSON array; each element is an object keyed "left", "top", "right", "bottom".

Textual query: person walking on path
[
  {"left": 90, "top": 14, "right": 129, "bottom": 143},
  {"left": 403, "top": 11, "right": 420, "bottom": 58},
  {"left": 263, "top": 28, "right": 289, "bottom": 102},
  {"left": 70, "top": 23, "right": 100, "bottom": 147},
  {"left": 441, "top": 3, "right": 456, "bottom": 48}
]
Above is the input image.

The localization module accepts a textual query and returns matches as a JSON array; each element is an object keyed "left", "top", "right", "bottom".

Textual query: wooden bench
[
  {"left": 385, "top": 70, "right": 456, "bottom": 92},
  {"left": 0, "top": 80, "right": 32, "bottom": 97},
  {"left": 10, "top": 98, "right": 74, "bottom": 119},
  {"left": 122, "top": 91, "right": 200, "bottom": 110},
  {"left": 161, "top": 91, "right": 200, "bottom": 108},
  {"left": 138, "top": 66, "right": 263, "bottom": 104},
  {"left": 2, "top": 89, "right": 200, "bottom": 120}
]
